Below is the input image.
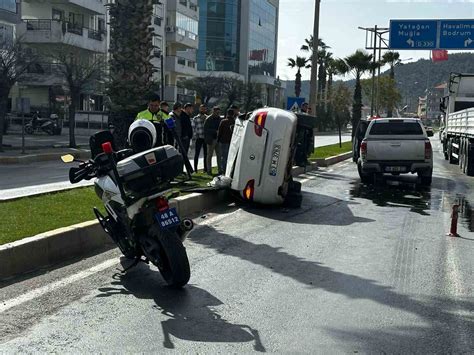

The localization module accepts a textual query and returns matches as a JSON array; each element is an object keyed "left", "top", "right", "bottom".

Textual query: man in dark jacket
[
  {"left": 204, "top": 106, "right": 221, "bottom": 175},
  {"left": 217, "top": 109, "right": 235, "bottom": 174},
  {"left": 180, "top": 103, "right": 194, "bottom": 156},
  {"left": 163, "top": 102, "right": 182, "bottom": 146}
]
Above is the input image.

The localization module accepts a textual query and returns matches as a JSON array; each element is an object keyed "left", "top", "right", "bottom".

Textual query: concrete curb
[
  {"left": 0, "top": 150, "right": 90, "bottom": 165},
  {"left": 0, "top": 151, "right": 352, "bottom": 281},
  {"left": 312, "top": 151, "right": 353, "bottom": 167},
  {"left": 0, "top": 189, "right": 230, "bottom": 281}
]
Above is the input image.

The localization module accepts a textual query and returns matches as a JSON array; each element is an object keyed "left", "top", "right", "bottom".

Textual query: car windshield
[{"left": 369, "top": 121, "right": 423, "bottom": 135}]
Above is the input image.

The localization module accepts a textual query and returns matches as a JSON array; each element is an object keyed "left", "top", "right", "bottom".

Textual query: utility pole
[{"left": 309, "top": 0, "right": 321, "bottom": 114}]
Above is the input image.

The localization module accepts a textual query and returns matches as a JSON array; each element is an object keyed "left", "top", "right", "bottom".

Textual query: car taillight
[
  {"left": 425, "top": 140, "right": 432, "bottom": 160},
  {"left": 254, "top": 111, "right": 267, "bottom": 137},
  {"left": 102, "top": 142, "right": 113, "bottom": 154},
  {"left": 155, "top": 197, "right": 169, "bottom": 212},
  {"left": 360, "top": 140, "right": 367, "bottom": 160},
  {"left": 243, "top": 180, "right": 255, "bottom": 201}
]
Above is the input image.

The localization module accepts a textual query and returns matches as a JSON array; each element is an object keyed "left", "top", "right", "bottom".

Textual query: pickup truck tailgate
[{"left": 366, "top": 138, "right": 426, "bottom": 161}]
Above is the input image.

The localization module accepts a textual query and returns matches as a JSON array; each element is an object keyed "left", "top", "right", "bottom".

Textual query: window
[
  {"left": 369, "top": 121, "right": 423, "bottom": 135},
  {"left": 153, "top": 35, "right": 163, "bottom": 51},
  {"left": 176, "top": 12, "right": 198, "bottom": 35},
  {"left": 0, "top": 0, "right": 16, "bottom": 13},
  {"left": 52, "top": 9, "right": 64, "bottom": 21},
  {"left": 0, "top": 23, "right": 14, "bottom": 47}
]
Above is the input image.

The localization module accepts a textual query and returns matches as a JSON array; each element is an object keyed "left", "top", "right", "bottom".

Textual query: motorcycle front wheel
[
  {"left": 143, "top": 224, "right": 190, "bottom": 288},
  {"left": 25, "top": 125, "right": 34, "bottom": 134}
]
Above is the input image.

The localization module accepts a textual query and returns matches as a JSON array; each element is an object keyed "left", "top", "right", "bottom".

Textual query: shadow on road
[
  {"left": 189, "top": 225, "right": 474, "bottom": 353},
  {"left": 243, "top": 191, "right": 375, "bottom": 226},
  {"left": 97, "top": 265, "right": 266, "bottom": 352}
]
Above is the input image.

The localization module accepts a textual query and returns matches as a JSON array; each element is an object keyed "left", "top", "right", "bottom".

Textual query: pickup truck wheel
[
  {"left": 418, "top": 170, "right": 432, "bottom": 186},
  {"left": 357, "top": 162, "right": 371, "bottom": 184}
]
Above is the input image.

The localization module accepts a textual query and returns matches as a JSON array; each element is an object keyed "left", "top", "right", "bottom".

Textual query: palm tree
[
  {"left": 108, "top": 0, "right": 156, "bottom": 147},
  {"left": 382, "top": 51, "right": 401, "bottom": 80},
  {"left": 287, "top": 56, "right": 311, "bottom": 98},
  {"left": 382, "top": 51, "right": 401, "bottom": 117},
  {"left": 317, "top": 50, "right": 333, "bottom": 104},
  {"left": 338, "top": 50, "right": 373, "bottom": 137},
  {"left": 301, "top": 36, "right": 329, "bottom": 53}
]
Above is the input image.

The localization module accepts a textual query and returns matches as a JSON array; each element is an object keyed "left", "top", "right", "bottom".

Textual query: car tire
[
  {"left": 284, "top": 192, "right": 303, "bottom": 209},
  {"left": 418, "top": 170, "right": 433, "bottom": 186},
  {"left": 357, "top": 162, "right": 371, "bottom": 184},
  {"left": 288, "top": 180, "right": 302, "bottom": 193}
]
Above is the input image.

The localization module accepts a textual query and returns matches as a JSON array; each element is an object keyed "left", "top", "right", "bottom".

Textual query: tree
[
  {"left": 0, "top": 38, "right": 37, "bottom": 151},
  {"left": 301, "top": 34, "right": 330, "bottom": 111},
  {"left": 287, "top": 56, "right": 311, "bottom": 98},
  {"left": 331, "top": 83, "right": 352, "bottom": 146},
  {"left": 361, "top": 76, "right": 402, "bottom": 116},
  {"left": 337, "top": 50, "right": 373, "bottom": 137},
  {"left": 382, "top": 51, "right": 401, "bottom": 116},
  {"left": 243, "top": 81, "right": 262, "bottom": 113},
  {"left": 221, "top": 77, "right": 244, "bottom": 110},
  {"left": 107, "top": 0, "right": 156, "bottom": 147},
  {"left": 48, "top": 46, "right": 105, "bottom": 147},
  {"left": 179, "top": 75, "right": 225, "bottom": 105}
]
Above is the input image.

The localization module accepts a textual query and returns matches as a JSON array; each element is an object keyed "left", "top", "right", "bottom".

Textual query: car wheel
[
  {"left": 357, "top": 162, "right": 371, "bottom": 184},
  {"left": 284, "top": 192, "right": 303, "bottom": 208},
  {"left": 288, "top": 180, "right": 302, "bottom": 193},
  {"left": 418, "top": 170, "right": 433, "bottom": 186}
]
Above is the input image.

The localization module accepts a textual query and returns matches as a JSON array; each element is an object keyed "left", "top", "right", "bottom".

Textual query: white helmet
[{"left": 128, "top": 119, "right": 157, "bottom": 152}]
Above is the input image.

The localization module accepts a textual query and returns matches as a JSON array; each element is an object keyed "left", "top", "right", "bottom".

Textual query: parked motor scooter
[{"left": 25, "top": 112, "right": 59, "bottom": 136}]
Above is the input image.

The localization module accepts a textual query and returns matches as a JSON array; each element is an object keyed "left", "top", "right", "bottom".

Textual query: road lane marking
[{"left": 0, "top": 258, "right": 117, "bottom": 314}]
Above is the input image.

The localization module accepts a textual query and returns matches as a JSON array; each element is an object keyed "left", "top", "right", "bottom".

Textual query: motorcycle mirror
[{"left": 61, "top": 154, "right": 75, "bottom": 163}]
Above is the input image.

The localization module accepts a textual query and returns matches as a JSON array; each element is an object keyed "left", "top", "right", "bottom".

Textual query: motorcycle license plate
[
  {"left": 385, "top": 166, "right": 406, "bottom": 172},
  {"left": 155, "top": 208, "right": 181, "bottom": 230}
]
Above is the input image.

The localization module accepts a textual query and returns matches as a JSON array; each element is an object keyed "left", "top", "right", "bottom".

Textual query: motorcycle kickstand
[{"left": 118, "top": 257, "right": 150, "bottom": 273}]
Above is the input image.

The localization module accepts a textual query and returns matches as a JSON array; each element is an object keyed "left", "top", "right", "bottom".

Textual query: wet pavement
[{"left": 0, "top": 136, "right": 472, "bottom": 352}]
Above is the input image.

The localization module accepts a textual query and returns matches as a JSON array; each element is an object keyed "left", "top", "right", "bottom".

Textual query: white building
[
  {"left": 163, "top": 0, "right": 199, "bottom": 103},
  {"left": 13, "top": 0, "right": 108, "bottom": 117}
]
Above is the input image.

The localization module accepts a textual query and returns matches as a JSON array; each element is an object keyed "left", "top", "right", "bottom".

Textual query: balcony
[
  {"left": 165, "top": 55, "right": 197, "bottom": 76},
  {"left": 164, "top": 85, "right": 195, "bottom": 103},
  {"left": 165, "top": 26, "right": 198, "bottom": 49},
  {"left": 23, "top": 0, "right": 106, "bottom": 15},
  {"left": 167, "top": 0, "right": 199, "bottom": 18},
  {"left": 18, "top": 63, "right": 66, "bottom": 86},
  {"left": 17, "top": 19, "right": 107, "bottom": 53}
]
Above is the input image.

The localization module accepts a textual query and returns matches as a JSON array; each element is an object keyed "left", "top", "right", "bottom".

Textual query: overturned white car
[{"left": 225, "top": 108, "right": 303, "bottom": 207}]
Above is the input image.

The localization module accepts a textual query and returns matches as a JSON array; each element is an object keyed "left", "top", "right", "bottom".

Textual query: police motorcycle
[{"left": 61, "top": 119, "right": 193, "bottom": 287}]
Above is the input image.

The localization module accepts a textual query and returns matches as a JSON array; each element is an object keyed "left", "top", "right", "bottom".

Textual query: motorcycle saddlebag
[{"left": 116, "top": 145, "right": 183, "bottom": 193}]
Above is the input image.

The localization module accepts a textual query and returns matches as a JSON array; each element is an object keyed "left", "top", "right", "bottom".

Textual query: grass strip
[
  {"left": 0, "top": 170, "right": 217, "bottom": 245},
  {"left": 310, "top": 141, "right": 353, "bottom": 160}
]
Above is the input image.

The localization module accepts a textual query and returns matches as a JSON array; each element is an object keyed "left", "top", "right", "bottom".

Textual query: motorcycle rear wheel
[{"left": 144, "top": 225, "right": 190, "bottom": 288}]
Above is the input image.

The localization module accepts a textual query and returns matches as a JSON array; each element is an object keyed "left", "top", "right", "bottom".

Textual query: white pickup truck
[{"left": 357, "top": 118, "right": 433, "bottom": 185}]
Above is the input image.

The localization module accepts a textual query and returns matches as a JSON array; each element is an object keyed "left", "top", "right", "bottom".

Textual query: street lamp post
[{"left": 309, "top": 0, "right": 321, "bottom": 114}]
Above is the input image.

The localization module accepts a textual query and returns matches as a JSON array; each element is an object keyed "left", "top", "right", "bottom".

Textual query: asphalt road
[
  {"left": 1, "top": 138, "right": 473, "bottom": 352},
  {"left": 0, "top": 134, "right": 351, "bottom": 199}
]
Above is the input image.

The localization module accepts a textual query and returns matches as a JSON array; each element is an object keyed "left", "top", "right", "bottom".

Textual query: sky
[{"left": 277, "top": 0, "right": 474, "bottom": 81}]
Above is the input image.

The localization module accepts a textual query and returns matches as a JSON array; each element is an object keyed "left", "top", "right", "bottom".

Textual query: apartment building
[
  {"left": 12, "top": 0, "right": 107, "bottom": 116},
  {"left": 163, "top": 0, "right": 199, "bottom": 103},
  {"left": 197, "top": 0, "right": 284, "bottom": 107}
]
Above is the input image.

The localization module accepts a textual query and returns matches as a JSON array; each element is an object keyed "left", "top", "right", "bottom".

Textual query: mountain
[{"left": 282, "top": 52, "right": 474, "bottom": 105}]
